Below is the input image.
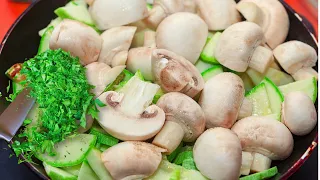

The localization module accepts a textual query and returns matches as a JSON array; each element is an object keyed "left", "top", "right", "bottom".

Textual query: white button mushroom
[
  {"left": 152, "top": 92, "right": 205, "bottom": 153},
  {"left": 199, "top": 73, "right": 245, "bottom": 128},
  {"left": 101, "top": 141, "right": 165, "bottom": 180},
  {"left": 193, "top": 128, "right": 242, "bottom": 180},
  {"left": 281, "top": 92, "right": 317, "bottom": 136},
  {"left": 144, "top": 0, "right": 184, "bottom": 29},
  {"left": 152, "top": 49, "right": 204, "bottom": 98},
  {"left": 231, "top": 116, "right": 294, "bottom": 160},
  {"left": 96, "top": 76, "right": 166, "bottom": 141},
  {"left": 85, "top": 62, "right": 125, "bottom": 97},
  {"left": 237, "top": 0, "right": 290, "bottom": 49},
  {"left": 49, "top": 19, "right": 102, "bottom": 66},
  {"left": 196, "top": 0, "right": 241, "bottom": 31},
  {"left": 156, "top": 12, "right": 208, "bottom": 64},
  {"left": 98, "top": 26, "right": 137, "bottom": 67},
  {"left": 273, "top": 40, "right": 318, "bottom": 81},
  {"left": 89, "top": 0, "right": 148, "bottom": 30},
  {"left": 215, "top": 22, "right": 273, "bottom": 73}
]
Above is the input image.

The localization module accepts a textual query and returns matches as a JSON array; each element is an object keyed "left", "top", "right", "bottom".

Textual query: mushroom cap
[
  {"left": 156, "top": 12, "right": 208, "bottom": 64},
  {"left": 273, "top": 40, "right": 318, "bottom": 74},
  {"left": 215, "top": 22, "right": 264, "bottom": 72},
  {"left": 242, "top": 0, "right": 289, "bottom": 49},
  {"left": 152, "top": 49, "right": 204, "bottom": 98},
  {"left": 193, "top": 128, "right": 242, "bottom": 180},
  {"left": 231, "top": 116, "right": 294, "bottom": 160},
  {"left": 89, "top": 0, "right": 148, "bottom": 30},
  {"left": 199, "top": 72, "right": 245, "bottom": 129},
  {"left": 156, "top": 92, "right": 206, "bottom": 142},
  {"left": 97, "top": 91, "right": 165, "bottom": 141},
  {"left": 282, "top": 92, "right": 317, "bottom": 136},
  {"left": 85, "top": 62, "right": 125, "bottom": 97},
  {"left": 98, "top": 26, "right": 137, "bottom": 67},
  {"left": 127, "top": 47, "right": 155, "bottom": 81},
  {"left": 101, "top": 141, "right": 165, "bottom": 180},
  {"left": 196, "top": 0, "right": 241, "bottom": 31},
  {"left": 49, "top": 19, "right": 102, "bottom": 65}
]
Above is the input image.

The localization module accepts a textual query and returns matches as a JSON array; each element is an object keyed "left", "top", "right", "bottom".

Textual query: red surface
[{"left": 0, "top": 0, "right": 318, "bottom": 41}]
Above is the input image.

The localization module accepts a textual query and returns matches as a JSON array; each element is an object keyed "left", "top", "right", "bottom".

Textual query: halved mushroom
[
  {"left": 89, "top": 0, "right": 148, "bottom": 30},
  {"left": 152, "top": 92, "right": 205, "bottom": 153},
  {"left": 85, "top": 62, "right": 125, "bottom": 97},
  {"left": 238, "top": 0, "right": 289, "bottom": 49},
  {"left": 282, "top": 92, "right": 317, "bottom": 136},
  {"left": 193, "top": 128, "right": 242, "bottom": 180},
  {"left": 98, "top": 26, "right": 137, "bottom": 67},
  {"left": 196, "top": 0, "right": 241, "bottom": 31},
  {"left": 273, "top": 40, "right": 318, "bottom": 81},
  {"left": 152, "top": 49, "right": 204, "bottom": 98},
  {"left": 96, "top": 76, "right": 165, "bottom": 141},
  {"left": 144, "top": 0, "right": 184, "bottom": 29},
  {"left": 156, "top": 12, "right": 208, "bottom": 64},
  {"left": 215, "top": 22, "right": 273, "bottom": 73},
  {"left": 199, "top": 73, "right": 245, "bottom": 128},
  {"left": 101, "top": 141, "right": 165, "bottom": 180},
  {"left": 49, "top": 19, "right": 102, "bottom": 65},
  {"left": 231, "top": 116, "right": 294, "bottom": 160}
]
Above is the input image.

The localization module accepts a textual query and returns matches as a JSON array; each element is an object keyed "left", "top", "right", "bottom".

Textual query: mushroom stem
[
  {"left": 249, "top": 46, "right": 273, "bottom": 73},
  {"left": 250, "top": 152, "right": 272, "bottom": 173},
  {"left": 240, "top": 151, "right": 253, "bottom": 176},
  {"left": 152, "top": 121, "right": 184, "bottom": 154},
  {"left": 237, "top": 98, "right": 253, "bottom": 120},
  {"left": 292, "top": 67, "right": 318, "bottom": 81},
  {"left": 145, "top": 5, "right": 167, "bottom": 29},
  {"left": 143, "top": 31, "right": 156, "bottom": 48}
]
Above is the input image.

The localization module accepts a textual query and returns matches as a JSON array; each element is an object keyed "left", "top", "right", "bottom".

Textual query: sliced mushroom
[
  {"left": 199, "top": 73, "right": 245, "bottom": 128},
  {"left": 152, "top": 49, "right": 204, "bottom": 98},
  {"left": 98, "top": 26, "right": 137, "bottom": 67},
  {"left": 231, "top": 116, "right": 294, "bottom": 160},
  {"left": 96, "top": 76, "right": 165, "bottom": 141},
  {"left": 193, "top": 128, "right": 242, "bottom": 180},
  {"left": 85, "top": 62, "right": 125, "bottom": 97},
  {"left": 49, "top": 19, "right": 102, "bottom": 65},
  {"left": 196, "top": 0, "right": 241, "bottom": 31},
  {"left": 215, "top": 22, "right": 273, "bottom": 73},
  {"left": 273, "top": 40, "right": 318, "bottom": 80},
  {"left": 238, "top": 0, "right": 289, "bottom": 49},
  {"left": 144, "top": 0, "right": 184, "bottom": 29},
  {"left": 156, "top": 12, "right": 208, "bottom": 64},
  {"left": 152, "top": 92, "right": 205, "bottom": 153},
  {"left": 101, "top": 141, "right": 165, "bottom": 180},
  {"left": 89, "top": 0, "right": 148, "bottom": 30},
  {"left": 282, "top": 92, "right": 317, "bottom": 136}
]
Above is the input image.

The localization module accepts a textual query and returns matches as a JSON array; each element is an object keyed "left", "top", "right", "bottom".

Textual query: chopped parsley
[{"left": 12, "top": 49, "right": 98, "bottom": 162}]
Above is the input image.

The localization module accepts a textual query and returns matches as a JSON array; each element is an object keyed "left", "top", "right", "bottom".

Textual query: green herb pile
[{"left": 12, "top": 49, "right": 97, "bottom": 162}]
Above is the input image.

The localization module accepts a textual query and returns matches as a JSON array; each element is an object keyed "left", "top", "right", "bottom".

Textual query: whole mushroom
[
  {"left": 101, "top": 141, "right": 165, "bottom": 180},
  {"left": 196, "top": 0, "right": 241, "bottom": 31},
  {"left": 282, "top": 92, "right": 317, "bottom": 136},
  {"left": 199, "top": 73, "right": 247, "bottom": 128},
  {"left": 273, "top": 40, "right": 318, "bottom": 81},
  {"left": 89, "top": 0, "right": 148, "bottom": 30},
  {"left": 237, "top": 0, "right": 290, "bottom": 49},
  {"left": 144, "top": 0, "right": 184, "bottom": 29},
  {"left": 152, "top": 49, "right": 204, "bottom": 98},
  {"left": 152, "top": 92, "right": 206, "bottom": 153},
  {"left": 232, "top": 116, "right": 294, "bottom": 160},
  {"left": 49, "top": 19, "right": 102, "bottom": 65},
  {"left": 193, "top": 128, "right": 242, "bottom": 180},
  {"left": 215, "top": 22, "right": 273, "bottom": 73},
  {"left": 156, "top": 12, "right": 208, "bottom": 64},
  {"left": 96, "top": 76, "right": 165, "bottom": 141},
  {"left": 98, "top": 26, "right": 136, "bottom": 67}
]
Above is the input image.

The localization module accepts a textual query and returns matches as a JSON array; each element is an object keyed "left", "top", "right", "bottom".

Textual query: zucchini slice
[
  {"left": 195, "top": 60, "right": 214, "bottom": 74},
  {"left": 39, "top": 17, "right": 62, "bottom": 36},
  {"left": 86, "top": 148, "right": 113, "bottom": 180},
  {"left": 38, "top": 26, "right": 54, "bottom": 54},
  {"left": 201, "top": 65, "right": 223, "bottom": 82},
  {"left": 200, "top": 32, "right": 222, "bottom": 64},
  {"left": 78, "top": 161, "right": 99, "bottom": 180},
  {"left": 240, "top": 166, "right": 278, "bottom": 180},
  {"left": 43, "top": 162, "right": 77, "bottom": 180},
  {"left": 246, "top": 83, "right": 272, "bottom": 116}
]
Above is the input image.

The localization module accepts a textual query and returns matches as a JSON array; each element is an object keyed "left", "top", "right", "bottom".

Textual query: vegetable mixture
[{"left": 5, "top": 0, "right": 318, "bottom": 180}]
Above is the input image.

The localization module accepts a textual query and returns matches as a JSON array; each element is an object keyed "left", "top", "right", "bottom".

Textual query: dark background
[{"left": 0, "top": 139, "right": 317, "bottom": 180}]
